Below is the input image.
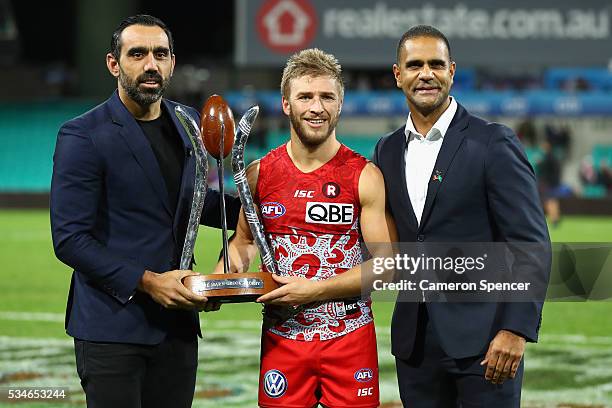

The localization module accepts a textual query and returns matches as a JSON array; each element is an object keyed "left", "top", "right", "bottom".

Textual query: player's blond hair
[{"left": 280, "top": 48, "right": 344, "bottom": 100}]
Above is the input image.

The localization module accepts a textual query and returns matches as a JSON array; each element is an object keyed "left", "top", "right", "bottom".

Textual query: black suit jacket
[
  {"left": 51, "top": 91, "right": 240, "bottom": 344},
  {"left": 373, "top": 103, "right": 551, "bottom": 359}
]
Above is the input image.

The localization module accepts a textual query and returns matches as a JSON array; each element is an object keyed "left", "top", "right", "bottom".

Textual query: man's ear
[
  {"left": 106, "top": 53, "right": 120, "bottom": 78},
  {"left": 170, "top": 54, "right": 176, "bottom": 77},
  {"left": 281, "top": 96, "right": 290, "bottom": 116},
  {"left": 392, "top": 63, "right": 402, "bottom": 88}
]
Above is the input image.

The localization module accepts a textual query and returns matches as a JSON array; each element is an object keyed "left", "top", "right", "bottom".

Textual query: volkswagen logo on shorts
[{"left": 263, "top": 369, "right": 287, "bottom": 398}]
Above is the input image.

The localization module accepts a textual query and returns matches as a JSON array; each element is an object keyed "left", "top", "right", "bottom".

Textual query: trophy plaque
[{"left": 175, "top": 95, "right": 279, "bottom": 303}]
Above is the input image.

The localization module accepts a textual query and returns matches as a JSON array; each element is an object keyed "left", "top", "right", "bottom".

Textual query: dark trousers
[
  {"left": 74, "top": 335, "right": 198, "bottom": 408},
  {"left": 395, "top": 306, "right": 523, "bottom": 408}
]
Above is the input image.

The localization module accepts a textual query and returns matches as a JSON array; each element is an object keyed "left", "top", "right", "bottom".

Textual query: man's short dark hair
[
  {"left": 396, "top": 25, "right": 452, "bottom": 63},
  {"left": 110, "top": 14, "right": 174, "bottom": 60}
]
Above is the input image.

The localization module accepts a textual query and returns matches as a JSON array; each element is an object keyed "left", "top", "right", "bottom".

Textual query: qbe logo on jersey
[
  {"left": 263, "top": 369, "right": 287, "bottom": 398},
  {"left": 305, "top": 202, "right": 353, "bottom": 225}
]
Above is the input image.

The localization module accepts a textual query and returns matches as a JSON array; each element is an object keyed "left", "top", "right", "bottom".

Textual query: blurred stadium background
[{"left": 1, "top": 0, "right": 611, "bottom": 407}]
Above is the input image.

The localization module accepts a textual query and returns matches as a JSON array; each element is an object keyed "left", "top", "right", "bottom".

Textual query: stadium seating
[
  {"left": 580, "top": 144, "right": 612, "bottom": 198},
  {"left": 544, "top": 68, "right": 612, "bottom": 92},
  {"left": 0, "top": 101, "right": 94, "bottom": 192},
  {"left": 592, "top": 144, "right": 612, "bottom": 168}
]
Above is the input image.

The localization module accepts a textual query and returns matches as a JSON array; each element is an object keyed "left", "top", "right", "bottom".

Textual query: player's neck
[{"left": 287, "top": 134, "right": 341, "bottom": 173}]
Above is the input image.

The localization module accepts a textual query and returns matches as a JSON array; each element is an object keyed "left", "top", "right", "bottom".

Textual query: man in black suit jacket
[
  {"left": 373, "top": 25, "right": 551, "bottom": 407},
  {"left": 50, "top": 15, "right": 240, "bottom": 408}
]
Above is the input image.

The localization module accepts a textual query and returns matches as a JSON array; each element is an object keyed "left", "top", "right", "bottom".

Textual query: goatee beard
[
  {"left": 289, "top": 112, "right": 339, "bottom": 148},
  {"left": 119, "top": 67, "right": 169, "bottom": 106}
]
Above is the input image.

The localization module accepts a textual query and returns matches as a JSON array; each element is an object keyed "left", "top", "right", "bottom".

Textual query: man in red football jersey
[{"left": 218, "top": 48, "right": 397, "bottom": 408}]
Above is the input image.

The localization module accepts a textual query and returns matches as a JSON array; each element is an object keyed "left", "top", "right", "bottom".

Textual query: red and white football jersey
[{"left": 255, "top": 143, "right": 373, "bottom": 341}]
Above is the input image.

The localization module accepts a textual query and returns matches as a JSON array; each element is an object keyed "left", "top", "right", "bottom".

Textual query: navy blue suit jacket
[
  {"left": 373, "top": 103, "right": 551, "bottom": 360},
  {"left": 51, "top": 92, "right": 239, "bottom": 345}
]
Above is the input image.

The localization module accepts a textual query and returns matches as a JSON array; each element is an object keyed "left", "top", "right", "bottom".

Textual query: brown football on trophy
[{"left": 200, "top": 95, "right": 235, "bottom": 159}]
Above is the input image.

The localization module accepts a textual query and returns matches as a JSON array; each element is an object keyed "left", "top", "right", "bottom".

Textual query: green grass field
[{"left": 0, "top": 210, "right": 611, "bottom": 407}]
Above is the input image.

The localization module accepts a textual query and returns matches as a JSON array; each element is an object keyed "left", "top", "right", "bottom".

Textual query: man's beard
[
  {"left": 289, "top": 109, "right": 339, "bottom": 149},
  {"left": 119, "top": 66, "right": 170, "bottom": 106}
]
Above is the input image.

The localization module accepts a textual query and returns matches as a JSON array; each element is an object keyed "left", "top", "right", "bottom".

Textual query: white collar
[{"left": 404, "top": 97, "right": 458, "bottom": 142}]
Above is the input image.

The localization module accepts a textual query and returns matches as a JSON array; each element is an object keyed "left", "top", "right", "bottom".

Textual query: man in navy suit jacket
[
  {"left": 50, "top": 15, "right": 240, "bottom": 408},
  {"left": 373, "top": 26, "right": 551, "bottom": 407}
]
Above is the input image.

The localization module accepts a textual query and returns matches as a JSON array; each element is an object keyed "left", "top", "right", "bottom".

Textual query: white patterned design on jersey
[{"left": 268, "top": 220, "right": 373, "bottom": 341}]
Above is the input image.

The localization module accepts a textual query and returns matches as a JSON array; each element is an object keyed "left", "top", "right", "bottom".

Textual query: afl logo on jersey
[
  {"left": 263, "top": 369, "right": 287, "bottom": 398},
  {"left": 354, "top": 368, "right": 374, "bottom": 383},
  {"left": 261, "top": 202, "right": 286, "bottom": 219},
  {"left": 322, "top": 182, "right": 340, "bottom": 198}
]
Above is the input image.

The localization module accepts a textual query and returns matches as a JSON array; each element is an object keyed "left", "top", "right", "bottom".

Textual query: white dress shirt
[{"left": 404, "top": 97, "right": 458, "bottom": 225}]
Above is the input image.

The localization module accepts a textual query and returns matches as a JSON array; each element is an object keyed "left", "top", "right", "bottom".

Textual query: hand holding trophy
[{"left": 175, "top": 95, "right": 278, "bottom": 303}]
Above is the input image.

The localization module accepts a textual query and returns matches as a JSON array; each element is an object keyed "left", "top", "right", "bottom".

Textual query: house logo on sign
[{"left": 256, "top": 0, "right": 318, "bottom": 53}]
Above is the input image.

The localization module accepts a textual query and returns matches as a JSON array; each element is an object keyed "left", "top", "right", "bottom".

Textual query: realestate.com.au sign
[{"left": 235, "top": 0, "right": 612, "bottom": 67}]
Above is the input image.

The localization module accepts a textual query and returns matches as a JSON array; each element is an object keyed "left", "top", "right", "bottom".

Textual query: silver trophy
[{"left": 175, "top": 96, "right": 278, "bottom": 302}]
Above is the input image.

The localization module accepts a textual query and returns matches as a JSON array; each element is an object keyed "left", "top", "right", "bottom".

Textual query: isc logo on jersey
[
  {"left": 294, "top": 190, "right": 314, "bottom": 198},
  {"left": 305, "top": 202, "right": 353, "bottom": 225},
  {"left": 261, "top": 202, "right": 286, "bottom": 219}
]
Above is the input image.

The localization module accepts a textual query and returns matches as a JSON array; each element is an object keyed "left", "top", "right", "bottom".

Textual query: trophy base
[{"left": 183, "top": 272, "right": 280, "bottom": 303}]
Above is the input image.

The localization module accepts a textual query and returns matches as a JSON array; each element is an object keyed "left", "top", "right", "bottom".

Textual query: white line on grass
[
  {"left": 0, "top": 311, "right": 64, "bottom": 322},
  {"left": 2, "top": 311, "right": 612, "bottom": 346}
]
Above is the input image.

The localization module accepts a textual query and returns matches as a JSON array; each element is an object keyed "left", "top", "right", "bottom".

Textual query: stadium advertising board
[{"left": 235, "top": 0, "right": 612, "bottom": 68}]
